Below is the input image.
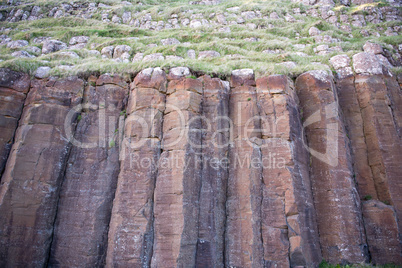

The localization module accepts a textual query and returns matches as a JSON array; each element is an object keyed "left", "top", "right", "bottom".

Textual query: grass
[{"left": 0, "top": 0, "right": 401, "bottom": 77}]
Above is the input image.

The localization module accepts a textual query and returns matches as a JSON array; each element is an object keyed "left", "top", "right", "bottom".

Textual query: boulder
[{"left": 42, "top": 40, "right": 67, "bottom": 54}]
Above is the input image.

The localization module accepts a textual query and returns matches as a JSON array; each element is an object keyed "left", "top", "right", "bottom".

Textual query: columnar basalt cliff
[{"left": 0, "top": 63, "right": 401, "bottom": 267}]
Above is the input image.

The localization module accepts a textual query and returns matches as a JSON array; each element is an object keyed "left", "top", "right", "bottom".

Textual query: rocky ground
[{"left": 0, "top": 0, "right": 401, "bottom": 77}]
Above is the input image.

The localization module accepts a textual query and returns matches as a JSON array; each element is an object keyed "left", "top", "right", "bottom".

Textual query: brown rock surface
[
  {"left": 295, "top": 70, "right": 368, "bottom": 264},
  {"left": 354, "top": 74, "right": 402, "bottom": 256},
  {"left": 256, "top": 75, "right": 322, "bottom": 267},
  {"left": 195, "top": 75, "right": 230, "bottom": 268},
  {"left": 0, "top": 76, "right": 84, "bottom": 267},
  {"left": 49, "top": 75, "right": 128, "bottom": 267},
  {"left": 0, "top": 68, "right": 400, "bottom": 267},
  {"left": 106, "top": 68, "right": 167, "bottom": 267},
  {"left": 151, "top": 72, "right": 203, "bottom": 267},
  {"left": 0, "top": 68, "right": 30, "bottom": 177},
  {"left": 225, "top": 69, "right": 264, "bottom": 267}
]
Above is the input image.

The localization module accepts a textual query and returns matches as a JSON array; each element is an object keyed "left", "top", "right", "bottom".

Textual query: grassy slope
[{"left": 0, "top": 0, "right": 401, "bottom": 78}]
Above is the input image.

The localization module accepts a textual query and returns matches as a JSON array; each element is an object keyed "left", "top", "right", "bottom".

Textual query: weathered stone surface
[
  {"left": 225, "top": 69, "right": 264, "bottom": 267},
  {"left": 49, "top": 75, "right": 128, "bottom": 267},
  {"left": 195, "top": 75, "right": 230, "bottom": 267},
  {"left": 256, "top": 75, "right": 322, "bottom": 267},
  {"left": 106, "top": 68, "right": 166, "bottom": 267},
  {"left": 363, "top": 41, "right": 383, "bottom": 55},
  {"left": 354, "top": 74, "right": 402, "bottom": 246},
  {"left": 0, "top": 76, "right": 84, "bottom": 267},
  {"left": 335, "top": 76, "right": 377, "bottom": 199},
  {"left": 42, "top": 39, "right": 67, "bottom": 54},
  {"left": 0, "top": 68, "right": 30, "bottom": 178},
  {"left": 198, "top": 50, "right": 221, "bottom": 59},
  {"left": 151, "top": 74, "right": 203, "bottom": 267},
  {"left": 295, "top": 71, "right": 368, "bottom": 264},
  {"left": 101, "top": 46, "right": 114, "bottom": 58},
  {"left": 362, "top": 200, "right": 402, "bottom": 264},
  {"left": 353, "top": 52, "right": 383, "bottom": 75}
]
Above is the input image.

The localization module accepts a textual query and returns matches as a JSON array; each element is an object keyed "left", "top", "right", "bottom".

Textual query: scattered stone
[
  {"left": 278, "top": 61, "right": 297, "bottom": 69},
  {"left": 190, "top": 20, "right": 202, "bottom": 28},
  {"left": 166, "top": 55, "right": 184, "bottom": 60},
  {"left": 88, "top": 50, "right": 101, "bottom": 56},
  {"left": 11, "top": 50, "right": 34, "bottom": 58},
  {"left": 270, "top": 12, "right": 280, "bottom": 19},
  {"left": 241, "top": 11, "right": 256, "bottom": 20},
  {"left": 353, "top": 52, "right": 383, "bottom": 75},
  {"left": 169, "top": 67, "right": 190, "bottom": 79},
  {"left": 101, "top": 46, "right": 114, "bottom": 58},
  {"left": 376, "top": 54, "right": 393, "bottom": 69},
  {"left": 363, "top": 42, "right": 383, "bottom": 55},
  {"left": 187, "top": 49, "right": 196, "bottom": 59},
  {"left": 143, "top": 53, "right": 164, "bottom": 62},
  {"left": 113, "top": 45, "right": 131, "bottom": 59},
  {"left": 42, "top": 40, "right": 67, "bottom": 54},
  {"left": 69, "top": 36, "right": 89, "bottom": 45},
  {"left": 132, "top": 53, "right": 144, "bottom": 62},
  {"left": 329, "top": 54, "right": 351, "bottom": 69},
  {"left": 309, "top": 26, "right": 321, "bottom": 36},
  {"left": 161, "top": 38, "right": 180, "bottom": 46},
  {"left": 198, "top": 50, "right": 221, "bottom": 59},
  {"left": 26, "top": 46, "right": 41, "bottom": 54},
  {"left": 34, "top": 66, "right": 51, "bottom": 79},
  {"left": 219, "top": 27, "right": 231, "bottom": 33},
  {"left": 112, "top": 15, "right": 121, "bottom": 24},
  {"left": 216, "top": 14, "right": 227, "bottom": 24},
  {"left": 6, "top": 40, "right": 28, "bottom": 49},
  {"left": 284, "top": 14, "right": 296, "bottom": 22},
  {"left": 122, "top": 12, "right": 131, "bottom": 24},
  {"left": 58, "top": 51, "right": 80, "bottom": 59}
]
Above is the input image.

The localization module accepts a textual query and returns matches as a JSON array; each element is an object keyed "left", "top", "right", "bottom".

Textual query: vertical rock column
[
  {"left": 0, "top": 68, "right": 30, "bottom": 178},
  {"left": 333, "top": 53, "right": 402, "bottom": 265},
  {"left": 49, "top": 75, "right": 128, "bottom": 267},
  {"left": 195, "top": 75, "right": 230, "bottom": 268},
  {"left": 225, "top": 69, "right": 264, "bottom": 267},
  {"left": 0, "top": 76, "right": 84, "bottom": 267},
  {"left": 151, "top": 68, "right": 203, "bottom": 267},
  {"left": 295, "top": 70, "right": 367, "bottom": 264},
  {"left": 256, "top": 75, "right": 322, "bottom": 267},
  {"left": 351, "top": 53, "right": 402, "bottom": 264},
  {"left": 106, "top": 68, "right": 167, "bottom": 267}
]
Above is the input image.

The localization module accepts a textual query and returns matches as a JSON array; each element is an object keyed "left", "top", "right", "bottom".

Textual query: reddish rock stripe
[
  {"left": 0, "top": 68, "right": 30, "bottom": 178},
  {"left": 256, "top": 75, "right": 322, "bottom": 267},
  {"left": 384, "top": 76, "right": 402, "bottom": 137},
  {"left": 335, "top": 76, "right": 378, "bottom": 199},
  {"left": 226, "top": 72, "right": 264, "bottom": 267},
  {"left": 354, "top": 74, "right": 402, "bottom": 264},
  {"left": 295, "top": 71, "right": 368, "bottom": 264},
  {"left": 335, "top": 74, "right": 402, "bottom": 264},
  {"left": 0, "top": 76, "right": 84, "bottom": 267},
  {"left": 106, "top": 68, "right": 167, "bottom": 267},
  {"left": 151, "top": 75, "right": 203, "bottom": 267},
  {"left": 49, "top": 75, "right": 128, "bottom": 267},
  {"left": 195, "top": 75, "right": 230, "bottom": 268},
  {"left": 362, "top": 200, "right": 402, "bottom": 265}
]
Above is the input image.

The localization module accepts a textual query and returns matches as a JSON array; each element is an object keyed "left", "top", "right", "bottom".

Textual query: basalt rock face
[{"left": 0, "top": 67, "right": 401, "bottom": 267}]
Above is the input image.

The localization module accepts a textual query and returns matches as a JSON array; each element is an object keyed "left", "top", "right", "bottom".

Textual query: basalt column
[
  {"left": 49, "top": 75, "right": 128, "bottom": 267},
  {"left": 353, "top": 73, "right": 402, "bottom": 264},
  {"left": 225, "top": 69, "right": 264, "bottom": 267},
  {"left": 0, "top": 76, "right": 84, "bottom": 267},
  {"left": 256, "top": 75, "right": 322, "bottom": 267},
  {"left": 0, "top": 68, "right": 30, "bottom": 178},
  {"left": 195, "top": 75, "right": 230, "bottom": 268},
  {"left": 106, "top": 68, "right": 167, "bottom": 267},
  {"left": 295, "top": 71, "right": 368, "bottom": 264},
  {"left": 151, "top": 68, "right": 203, "bottom": 267}
]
